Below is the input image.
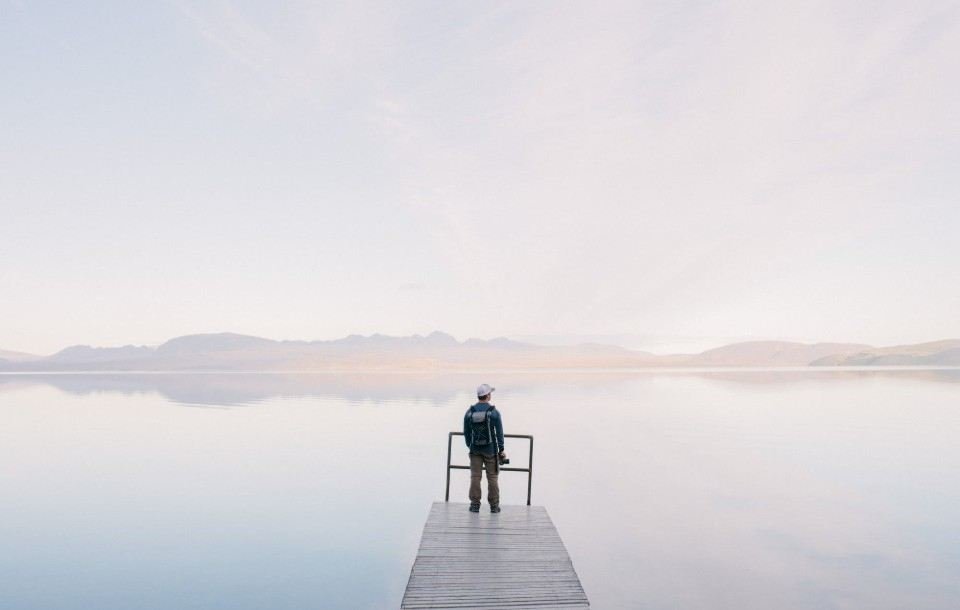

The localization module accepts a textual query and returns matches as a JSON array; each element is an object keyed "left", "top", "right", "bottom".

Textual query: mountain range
[{"left": 1, "top": 332, "right": 958, "bottom": 371}]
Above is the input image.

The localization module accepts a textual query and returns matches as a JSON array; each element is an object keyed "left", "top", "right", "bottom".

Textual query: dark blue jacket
[{"left": 463, "top": 402, "right": 504, "bottom": 456}]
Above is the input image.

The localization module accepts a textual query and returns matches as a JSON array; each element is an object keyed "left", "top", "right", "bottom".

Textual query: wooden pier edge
[{"left": 401, "top": 502, "right": 589, "bottom": 609}]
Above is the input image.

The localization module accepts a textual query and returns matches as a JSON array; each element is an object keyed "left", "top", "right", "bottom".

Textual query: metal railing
[{"left": 445, "top": 432, "right": 535, "bottom": 506}]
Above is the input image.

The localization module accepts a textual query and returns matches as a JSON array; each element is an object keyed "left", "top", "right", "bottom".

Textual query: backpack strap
[
  {"left": 487, "top": 406, "right": 495, "bottom": 453},
  {"left": 467, "top": 405, "right": 474, "bottom": 444}
]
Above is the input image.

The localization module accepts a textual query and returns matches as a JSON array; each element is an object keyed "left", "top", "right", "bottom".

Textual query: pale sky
[{"left": 1, "top": 1, "right": 959, "bottom": 355}]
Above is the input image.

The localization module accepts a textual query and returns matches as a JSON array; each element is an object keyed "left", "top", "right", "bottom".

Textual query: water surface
[{"left": 1, "top": 370, "right": 958, "bottom": 609}]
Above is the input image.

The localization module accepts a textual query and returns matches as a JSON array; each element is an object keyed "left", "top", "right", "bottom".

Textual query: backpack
[{"left": 469, "top": 405, "right": 495, "bottom": 447}]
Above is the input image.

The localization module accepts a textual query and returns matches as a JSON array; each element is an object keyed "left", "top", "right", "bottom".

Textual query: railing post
[
  {"left": 527, "top": 436, "right": 534, "bottom": 506},
  {"left": 445, "top": 432, "right": 453, "bottom": 502}
]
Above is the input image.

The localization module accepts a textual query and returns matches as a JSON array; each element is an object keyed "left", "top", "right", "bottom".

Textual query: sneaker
[
  {"left": 490, "top": 505, "right": 501, "bottom": 513},
  {"left": 469, "top": 503, "right": 480, "bottom": 512}
]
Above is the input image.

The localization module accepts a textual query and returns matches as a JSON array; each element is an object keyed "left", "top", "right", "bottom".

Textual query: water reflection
[{"left": 1, "top": 368, "right": 958, "bottom": 407}]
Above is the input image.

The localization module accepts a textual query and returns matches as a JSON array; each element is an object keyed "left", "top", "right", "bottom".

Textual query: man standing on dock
[{"left": 464, "top": 383, "right": 506, "bottom": 513}]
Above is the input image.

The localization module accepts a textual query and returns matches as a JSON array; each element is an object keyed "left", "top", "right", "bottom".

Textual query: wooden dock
[{"left": 401, "top": 502, "right": 589, "bottom": 609}]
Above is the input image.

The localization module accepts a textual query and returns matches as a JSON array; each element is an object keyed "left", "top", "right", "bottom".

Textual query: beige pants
[{"left": 468, "top": 451, "right": 500, "bottom": 507}]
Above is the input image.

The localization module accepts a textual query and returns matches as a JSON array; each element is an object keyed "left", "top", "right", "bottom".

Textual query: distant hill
[
  {"left": 156, "top": 332, "right": 278, "bottom": 356},
  {"left": 0, "top": 349, "right": 41, "bottom": 363},
  {"left": 691, "top": 341, "right": 871, "bottom": 366},
  {"left": 0, "top": 332, "right": 652, "bottom": 371},
  {"left": 48, "top": 344, "right": 154, "bottom": 363},
  {"left": 809, "top": 340, "right": 960, "bottom": 366},
  {"left": 1, "top": 334, "right": 958, "bottom": 371}
]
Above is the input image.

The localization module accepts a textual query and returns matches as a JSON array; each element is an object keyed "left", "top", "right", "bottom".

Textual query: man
[{"left": 463, "top": 383, "right": 506, "bottom": 513}]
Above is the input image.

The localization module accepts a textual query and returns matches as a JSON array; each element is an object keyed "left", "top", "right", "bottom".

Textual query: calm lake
[{"left": 1, "top": 370, "right": 958, "bottom": 609}]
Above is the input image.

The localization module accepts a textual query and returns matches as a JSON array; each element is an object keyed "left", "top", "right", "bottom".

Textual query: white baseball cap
[{"left": 476, "top": 383, "right": 495, "bottom": 397}]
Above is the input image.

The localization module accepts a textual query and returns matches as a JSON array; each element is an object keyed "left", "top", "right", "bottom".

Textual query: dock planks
[{"left": 401, "top": 502, "right": 589, "bottom": 609}]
